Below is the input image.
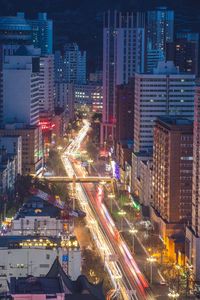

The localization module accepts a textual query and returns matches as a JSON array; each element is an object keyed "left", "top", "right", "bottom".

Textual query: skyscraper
[
  {"left": 2, "top": 45, "right": 40, "bottom": 126},
  {"left": 101, "top": 11, "right": 145, "bottom": 144},
  {"left": 166, "top": 31, "right": 199, "bottom": 76},
  {"left": 39, "top": 55, "right": 55, "bottom": 114},
  {"left": 0, "top": 13, "right": 32, "bottom": 45},
  {"left": 0, "top": 12, "right": 53, "bottom": 55},
  {"left": 146, "top": 7, "right": 174, "bottom": 72},
  {"left": 153, "top": 116, "right": 193, "bottom": 225},
  {"left": 28, "top": 13, "right": 53, "bottom": 55},
  {"left": 63, "top": 43, "right": 86, "bottom": 84},
  {"left": 134, "top": 61, "right": 195, "bottom": 153}
]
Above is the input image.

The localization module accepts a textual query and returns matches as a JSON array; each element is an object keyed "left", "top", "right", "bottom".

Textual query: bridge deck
[{"left": 40, "top": 176, "right": 112, "bottom": 183}]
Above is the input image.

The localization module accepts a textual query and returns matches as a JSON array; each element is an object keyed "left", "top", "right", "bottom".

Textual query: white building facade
[
  {"left": 101, "top": 11, "right": 145, "bottom": 143},
  {"left": 134, "top": 61, "right": 195, "bottom": 153},
  {"left": 3, "top": 46, "right": 40, "bottom": 126},
  {"left": 0, "top": 236, "right": 81, "bottom": 292}
]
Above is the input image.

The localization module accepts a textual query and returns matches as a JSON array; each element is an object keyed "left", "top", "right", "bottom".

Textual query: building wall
[
  {"left": 3, "top": 54, "right": 40, "bottom": 126},
  {"left": 0, "top": 136, "right": 22, "bottom": 174},
  {"left": 0, "top": 246, "right": 81, "bottom": 292},
  {"left": 101, "top": 11, "right": 145, "bottom": 143},
  {"left": 39, "top": 55, "right": 54, "bottom": 113},
  {"left": 0, "top": 125, "right": 43, "bottom": 175},
  {"left": 134, "top": 61, "right": 195, "bottom": 153},
  {"left": 153, "top": 118, "right": 193, "bottom": 224}
]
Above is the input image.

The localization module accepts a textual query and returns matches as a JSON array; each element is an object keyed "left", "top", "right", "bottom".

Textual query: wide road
[{"left": 60, "top": 120, "right": 155, "bottom": 300}]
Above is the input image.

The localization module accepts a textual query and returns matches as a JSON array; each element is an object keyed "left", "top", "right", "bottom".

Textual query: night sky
[{"left": 1, "top": 0, "right": 199, "bottom": 71}]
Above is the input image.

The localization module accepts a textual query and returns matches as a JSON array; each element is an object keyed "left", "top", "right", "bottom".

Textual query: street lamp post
[
  {"left": 129, "top": 227, "right": 138, "bottom": 253},
  {"left": 146, "top": 256, "right": 157, "bottom": 284},
  {"left": 118, "top": 210, "right": 126, "bottom": 232},
  {"left": 108, "top": 194, "right": 115, "bottom": 213}
]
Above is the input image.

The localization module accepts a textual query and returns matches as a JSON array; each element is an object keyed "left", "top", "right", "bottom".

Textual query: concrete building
[
  {"left": 0, "top": 235, "right": 81, "bottom": 292},
  {"left": 9, "top": 196, "right": 64, "bottom": 237},
  {"left": 55, "top": 82, "right": 75, "bottom": 121},
  {"left": 0, "top": 135, "right": 22, "bottom": 174},
  {"left": 0, "top": 150, "right": 18, "bottom": 196},
  {"left": 116, "top": 78, "right": 135, "bottom": 143},
  {"left": 54, "top": 44, "right": 86, "bottom": 85},
  {"left": 166, "top": 31, "right": 199, "bottom": 76},
  {"left": 10, "top": 257, "right": 105, "bottom": 300},
  {"left": 131, "top": 152, "right": 153, "bottom": 208},
  {"left": 152, "top": 116, "right": 193, "bottom": 224},
  {"left": 134, "top": 61, "right": 195, "bottom": 153},
  {"left": 0, "top": 123, "right": 43, "bottom": 175},
  {"left": 3, "top": 45, "right": 41, "bottom": 126},
  {"left": 186, "top": 82, "right": 200, "bottom": 281},
  {"left": 101, "top": 11, "right": 145, "bottom": 143},
  {"left": 0, "top": 13, "right": 32, "bottom": 45},
  {"left": 146, "top": 7, "right": 174, "bottom": 72},
  {"left": 28, "top": 12, "right": 53, "bottom": 55},
  {"left": 63, "top": 43, "right": 86, "bottom": 84},
  {"left": 39, "top": 55, "right": 54, "bottom": 114},
  {"left": 151, "top": 117, "right": 193, "bottom": 263}
]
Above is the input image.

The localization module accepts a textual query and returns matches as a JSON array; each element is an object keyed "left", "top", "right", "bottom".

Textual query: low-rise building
[
  {"left": 0, "top": 150, "right": 17, "bottom": 196},
  {"left": 9, "top": 196, "right": 64, "bottom": 237},
  {"left": 0, "top": 135, "right": 22, "bottom": 174},
  {"left": 0, "top": 235, "right": 81, "bottom": 292},
  {"left": 131, "top": 152, "right": 153, "bottom": 209}
]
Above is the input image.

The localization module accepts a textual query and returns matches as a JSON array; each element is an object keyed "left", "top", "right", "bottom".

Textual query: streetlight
[
  {"left": 118, "top": 210, "right": 126, "bottom": 231},
  {"left": 146, "top": 256, "right": 157, "bottom": 284},
  {"left": 129, "top": 227, "right": 138, "bottom": 253},
  {"left": 168, "top": 289, "right": 180, "bottom": 299},
  {"left": 108, "top": 193, "right": 115, "bottom": 212}
]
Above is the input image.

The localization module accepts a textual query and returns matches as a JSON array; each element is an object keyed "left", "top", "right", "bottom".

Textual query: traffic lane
[{"left": 82, "top": 181, "right": 154, "bottom": 300}]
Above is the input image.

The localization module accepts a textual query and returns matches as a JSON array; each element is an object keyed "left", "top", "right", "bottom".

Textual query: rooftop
[
  {"left": 14, "top": 196, "right": 61, "bottom": 219},
  {"left": 157, "top": 116, "right": 193, "bottom": 127},
  {"left": 0, "top": 235, "right": 59, "bottom": 249},
  {"left": 10, "top": 276, "right": 64, "bottom": 295}
]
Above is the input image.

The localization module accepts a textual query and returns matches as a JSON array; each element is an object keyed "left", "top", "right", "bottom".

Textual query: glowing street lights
[
  {"left": 129, "top": 227, "right": 138, "bottom": 253},
  {"left": 108, "top": 193, "right": 115, "bottom": 212},
  {"left": 118, "top": 210, "right": 126, "bottom": 231},
  {"left": 168, "top": 290, "right": 180, "bottom": 299},
  {"left": 146, "top": 256, "right": 157, "bottom": 284}
]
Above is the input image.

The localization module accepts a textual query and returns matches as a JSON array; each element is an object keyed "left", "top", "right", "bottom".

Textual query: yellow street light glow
[
  {"left": 118, "top": 210, "right": 126, "bottom": 216},
  {"left": 129, "top": 228, "right": 138, "bottom": 234},
  {"left": 108, "top": 194, "right": 115, "bottom": 199},
  {"left": 168, "top": 290, "right": 180, "bottom": 298},
  {"left": 147, "top": 256, "right": 157, "bottom": 263}
]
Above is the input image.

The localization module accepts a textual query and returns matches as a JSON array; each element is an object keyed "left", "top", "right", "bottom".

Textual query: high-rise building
[
  {"left": 116, "top": 78, "right": 135, "bottom": 143},
  {"left": 153, "top": 116, "right": 193, "bottom": 225},
  {"left": 101, "top": 11, "right": 145, "bottom": 144},
  {"left": 0, "top": 13, "right": 32, "bottom": 45},
  {"left": 166, "top": 31, "right": 199, "bottom": 76},
  {"left": 28, "top": 12, "right": 53, "bottom": 55},
  {"left": 2, "top": 45, "right": 40, "bottom": 126},
  {"left": 134, "top": 61, "right": 195, "bottom": 153},
  {"left": 146, "top": 7, "right": 174, "bottom": 72},
  {"left": 0, "top": 12, "right": 53, "bottom": 55},
  {"left": 63, "top": 43, "right": 86, "bottom": 84},
  {"left": 39, "top": 55, "right": 54, "bottom": 114},
  {"left": 185, "top": 82, "right": 200, "bottom": 280},
  {"left": 54, "top": 50, "right": 64, "bottom": 82}
]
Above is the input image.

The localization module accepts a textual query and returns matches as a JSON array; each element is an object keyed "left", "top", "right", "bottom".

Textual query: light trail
[{"left": 61, "top": 119, "right": 154, "bottom": 300}]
